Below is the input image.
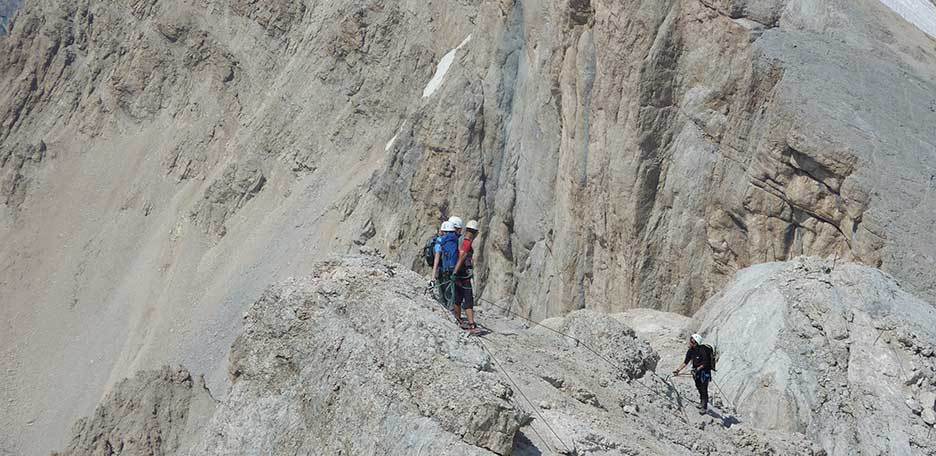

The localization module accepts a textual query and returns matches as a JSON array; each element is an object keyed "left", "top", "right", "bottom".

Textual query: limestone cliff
[{"left": 2, "top": 0, "right": 936, "bottom": 454}]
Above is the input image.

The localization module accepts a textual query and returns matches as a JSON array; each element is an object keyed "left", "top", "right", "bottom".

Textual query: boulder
[{"left": 696, "top": 258, "right": 936, "bottom": 456}]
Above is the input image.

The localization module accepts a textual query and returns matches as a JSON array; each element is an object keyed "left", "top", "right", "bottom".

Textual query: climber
[
  {"left": 433, "top": 221, "right": 461, "bottom": 302},
  {"left": 673, "top": 334, "right": 714, "bottom": 414},
  {"left": 431, "top": 221, "right": 456, "bottom": 281},
  {"left": 452, "top": 220, "right": 479, "bottom": 332},
  {"left": 448, "top": 216, "right": 464, "bottom": 236}
]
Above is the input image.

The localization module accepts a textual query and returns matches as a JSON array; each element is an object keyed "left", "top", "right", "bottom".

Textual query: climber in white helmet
[
  {"left": 673, "top": 333, "right": 714, "bottom": 414},
  {"left": 448, "top": 216, "right": 464, "bottom": 235},
  {"left": 452, "top": 219, "right": 480, "bottom": 333},
  {"left": 430, "top": 221, "right": 460, "bottom": 305},
  {"left": 432, "top": 221, "right": 456, "bottom": 281}
]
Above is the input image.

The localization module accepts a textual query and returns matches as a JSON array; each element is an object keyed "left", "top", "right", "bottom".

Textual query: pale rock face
[
  {"left": 877, "top": 0, "right": 936, "bottom": 37},
  {"left": 51, "top": 367, "right": 216, "bottom": 456},
  {"left": 693, "top": 257, "right": 936, "bottom": 456},
  {"left": 191, "top": 256, "right": 523, "bottom": 456}
]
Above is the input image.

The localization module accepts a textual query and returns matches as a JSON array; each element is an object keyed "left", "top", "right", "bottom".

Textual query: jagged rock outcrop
[
  {"left": 51, "top": 367, "right": 215, "bottom": 456},
  {"left": 695, "top": 257, "right": 936, "bottom": 455},
  {"left": 192, "top": 256, "right": 523, "bottom": 455},
  {"left": 2, "top": 0, "right": 936, "bottom": 453},
  {"left": 50, "top": 256, "right": 528, "bottom": 456},
  {"left": 538, "top": 309, "right": 661, "bottom": 380}
]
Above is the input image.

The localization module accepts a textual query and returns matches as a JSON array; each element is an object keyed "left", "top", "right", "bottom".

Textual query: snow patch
[
  {"left": 384, "top": 133, "right": 399, "bottom": 152},
  {"left": 385, "top": 122, "right": 405, "bottom": 151},
  {"left": 422, "top": 35, "right": 472, "bottom": 98},
  {"left": 878, "top": 0, "right": 936, "bottom": 39}
]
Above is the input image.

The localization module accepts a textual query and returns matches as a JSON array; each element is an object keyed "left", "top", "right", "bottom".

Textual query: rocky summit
[{"left": 1, "top": 0, "right": 936, "bottom": 454}]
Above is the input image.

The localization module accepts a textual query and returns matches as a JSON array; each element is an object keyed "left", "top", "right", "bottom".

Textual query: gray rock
[
  {"left": 924, "top": 409, "right": 936, "bottom": 426},
  {"left": 51, "top": 367, "right": 215, "bottom": 456},
  {"left": 908, "top": 399, "right": 923, "bottom": 415},
  {"left": 191, "top": 256, "right": 522, "bottom": 456},
  {"left": 55, "top": 256, "right": 827, "bottom": 456},
  {"left": 3, "top": 0, "right": 936, "bottom": 453},
  {"left": 696, "top": 257, "right": 936, "bottom": 456},
  {"left": 920, "top": 391, "right": 936, "bottom": 412},
  {"left": 906, "top": 371, "right": 926, "bottom": 387}
]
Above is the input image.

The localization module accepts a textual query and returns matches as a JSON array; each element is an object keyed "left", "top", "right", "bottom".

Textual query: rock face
[
  {"left": 192, "top": 256, "right": 523, "bottom": 456},
  {"left": 2, "top": 0, "right": 936, "bottom": 453},
  {"left": 690, "top": 258, "right": 936, "bottom": 456},
  {"left": 478, "top": 307, "right": 821, "bottom": 456},
  {"left": 52, "top": 256, "right": 528, "bottom": 456},
  {"left": 350, "top": 0, "right": 936, "bottom": 320},
  {"left": 51, "top": 367, "right": 215, "bottom": 456}
]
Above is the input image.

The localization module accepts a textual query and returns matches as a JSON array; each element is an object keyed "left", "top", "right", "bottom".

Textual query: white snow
[
  {"left": 422, "top": 35, "right": 472, "bottom": 98},
  {"left": 878, "top": 0, "right": 936, "bottom": 39},
  {"left": 384, "top": 133, "right": 399, "bottom": 151},
  {"left": 385, "top": 122, "right": 405, "bottom": 151}
]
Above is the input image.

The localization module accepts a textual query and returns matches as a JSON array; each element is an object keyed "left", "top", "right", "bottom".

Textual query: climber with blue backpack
[{"left": 424, "top": 220, "right": 461, "bottom": 309}]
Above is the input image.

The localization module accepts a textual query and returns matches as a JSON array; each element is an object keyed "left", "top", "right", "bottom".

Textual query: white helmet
[
  {"left": 691, "top": 334, "right": 703, "bottom": 345},
  {"left": 448, "top": 216, "right": 464, "bottom": 230},
  {"left": 441, "top": 221, "right": 456, "bottom": 232},
  {"left": 466, "top": 220, "right": 480, "bottom": 231}
]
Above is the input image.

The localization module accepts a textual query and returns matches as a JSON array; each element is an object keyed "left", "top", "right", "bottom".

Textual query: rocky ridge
[
  {"left": 54, "top": 255, "right": 936, "bottom": 455},
  {"left": 618, "top": 257, "right": 936, "bottom": 456},
  {"left": 54, "top": 255, "right": 832, "bottom": 456}
]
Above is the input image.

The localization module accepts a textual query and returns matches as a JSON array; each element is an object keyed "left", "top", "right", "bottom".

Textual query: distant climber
[
  {"left": 673, "top": 334, "right": 714, "bottom": 414},
  {"left": 452, "top": 220, "right": 479, "bottom": 333}
]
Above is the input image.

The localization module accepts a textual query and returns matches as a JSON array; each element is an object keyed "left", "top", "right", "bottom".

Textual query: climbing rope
[
  {"left": 474, "top": 335, "right": 573, "bottom": 455},
  {"left": 710, "top": 377, "right": 737, "bottom": 412},
  {"left": 428, "top": 278, "right": 700, "bottom": 423},
  {"left": 476, "top": 293, "right": 699, "bottom": 414},
  {"left": 428, "top": 275, "right": 749, "bottom": 426}
]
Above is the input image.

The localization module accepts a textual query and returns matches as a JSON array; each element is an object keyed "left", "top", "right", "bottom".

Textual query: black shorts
[{"left": 454, "top": 280, "right": 474, "bottom": 309}]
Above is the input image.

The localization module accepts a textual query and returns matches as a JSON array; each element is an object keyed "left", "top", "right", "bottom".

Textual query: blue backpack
[{"left": 439, "top": 233, "right": 460, "bottom": 272}]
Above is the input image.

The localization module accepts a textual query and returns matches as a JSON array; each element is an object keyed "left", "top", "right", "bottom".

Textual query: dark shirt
[{"left": 684, "top": 345, "right": 713, "bottom": 370}]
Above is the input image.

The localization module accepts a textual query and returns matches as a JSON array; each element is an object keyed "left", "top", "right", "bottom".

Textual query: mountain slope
[{"left": 1, "top": 0, "right": 936, "bottom": 453}]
